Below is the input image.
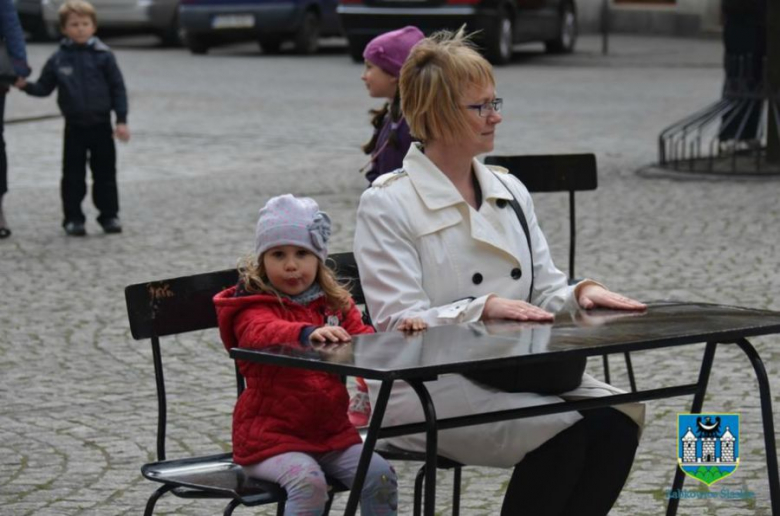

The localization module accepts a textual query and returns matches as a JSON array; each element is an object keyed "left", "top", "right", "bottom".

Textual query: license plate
[{"left": 211, "top": 14, "right": 255, "bottom": 30}]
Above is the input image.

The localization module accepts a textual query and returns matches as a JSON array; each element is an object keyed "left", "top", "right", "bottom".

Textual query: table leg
[
  {"left": 407, "top": 380, "right": 439, "bottom": 516},
  {"left": 344, "top": 380, "right": 393, "bottom": 516},
  {"left": 736, "top": 338, "right": 780, "bottom": 515},
  {"left": 666, "top": 342, "right": 717, "bottom": 516}
]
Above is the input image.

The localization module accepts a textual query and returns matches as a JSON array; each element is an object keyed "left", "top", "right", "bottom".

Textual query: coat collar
[
  {"left": 404, "top": 143, "right": 512, "bottom": 212},
  {"left": 404, "top": 143, "right": 520, "bottom": 263}
]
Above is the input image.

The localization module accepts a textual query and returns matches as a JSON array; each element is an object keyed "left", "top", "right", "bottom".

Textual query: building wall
[{"left": 577, "top": 0, "right": 722, "bottom": 36}]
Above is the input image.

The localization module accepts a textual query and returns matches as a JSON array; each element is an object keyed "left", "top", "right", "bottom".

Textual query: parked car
[
  {"left": 38, "top": 0, "right": 181, "bottom": 45},
  {"left": 178, "top": 0, "right": 341, "bottom": 55},
  {"left": 15, "top": 0, "right": 50, "bottom": 40},
  {"left": 337, "top": 0, "right": 577, "bottom": 65}
]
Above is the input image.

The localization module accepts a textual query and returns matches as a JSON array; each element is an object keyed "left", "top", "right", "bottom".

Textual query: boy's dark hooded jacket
[{"left": 22, "top": 37, "right": 127, "bottom": 126}]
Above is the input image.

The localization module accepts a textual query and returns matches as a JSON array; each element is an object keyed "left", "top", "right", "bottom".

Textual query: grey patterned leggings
[{"left": 244, "top": 444, "right": 397, "bottom": 515}]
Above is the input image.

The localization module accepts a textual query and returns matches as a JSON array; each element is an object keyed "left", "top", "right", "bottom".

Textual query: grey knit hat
[{"left": 255, "top": 194, "right": 331, "bottom": 262}]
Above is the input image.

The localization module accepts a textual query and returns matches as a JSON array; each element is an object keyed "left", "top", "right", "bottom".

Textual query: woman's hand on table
[
  {"left": 397, "top": 317, "right": 427, "bottom": 332},
  {"left": 576, "top": 284, "right": 647, "bottom": 311},
  {"left": 483, "top": 296, "right": 555, "bottom": 322}
]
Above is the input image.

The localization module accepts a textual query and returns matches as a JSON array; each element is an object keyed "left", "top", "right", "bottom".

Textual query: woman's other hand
[
  {"left": 483, "top": 296, "right": 555, "bottom": 322},
  {"left": 577, "top": 284, "right": 647, "bottom": 311},
  {"left": 310, "top": 326, "right": 352, "bottom": 343},
  {"left": 397, "top": 317, "right": 427, "bottom": 331}
]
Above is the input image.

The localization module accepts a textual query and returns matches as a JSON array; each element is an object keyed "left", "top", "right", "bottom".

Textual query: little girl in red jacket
[{"left": 214, "top": 194, "right": 410, "bottom": 515}]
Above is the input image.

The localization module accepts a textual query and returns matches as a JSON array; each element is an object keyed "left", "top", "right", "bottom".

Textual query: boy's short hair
[
  {"left": 59, "top": 0, "right": 97, "bottom": 28},
  {"left": 399, "top": 27, "right": 495, "bottom": 144}
]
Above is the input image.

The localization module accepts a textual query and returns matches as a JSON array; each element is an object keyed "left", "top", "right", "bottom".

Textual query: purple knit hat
[
  {"left": 363, "top": 26, "right": 425, "bottom": 77},
  {"left": 255, "top": 194, "right": 331, "bottom": 262}
]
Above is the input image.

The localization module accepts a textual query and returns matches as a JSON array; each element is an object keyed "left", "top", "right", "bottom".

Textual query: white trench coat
[{"left": 353, "top": 143, "right": 645, "bottom": 468}]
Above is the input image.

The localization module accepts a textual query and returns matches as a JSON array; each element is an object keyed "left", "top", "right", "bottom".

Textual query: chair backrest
[
  {"left": 484, "top": 153, "right": 598, "bottom": 281},
  {"left": 125, "top": 269, "right": 239, "bottom": 461},
  {"left": 329, "top": 252, "right": 365, "bottom": 305}
]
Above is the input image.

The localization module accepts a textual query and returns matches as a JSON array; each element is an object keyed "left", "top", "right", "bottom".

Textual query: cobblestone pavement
[{"left": 1, "top": 33, "right": 779, "bottom": 515}]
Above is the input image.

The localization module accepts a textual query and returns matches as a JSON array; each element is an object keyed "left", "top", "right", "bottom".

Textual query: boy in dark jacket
[{"left": 16, "top": 0, "right": 129, "bottom": 236}]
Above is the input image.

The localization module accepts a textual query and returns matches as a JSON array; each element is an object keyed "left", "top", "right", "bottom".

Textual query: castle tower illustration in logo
[{"left": 721, "top": 427, "right": 735, "bottom": 462}]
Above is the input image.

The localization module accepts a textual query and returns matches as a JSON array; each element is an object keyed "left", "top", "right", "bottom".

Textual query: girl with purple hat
[
  {"left": 352, "top": 26, "right": 425, "bottom": 427},
  {"left": 359, "top": 26, "right": 424, "bottom": 185}
]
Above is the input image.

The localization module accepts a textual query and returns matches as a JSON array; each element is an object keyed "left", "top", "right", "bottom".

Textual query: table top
[{"left": 229, "top": 302, "right": 780, "bottom": 380}]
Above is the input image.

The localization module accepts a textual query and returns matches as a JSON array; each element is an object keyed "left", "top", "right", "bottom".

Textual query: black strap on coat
[{"left": 493, "top": 173, "right": 534, "bottom": 302}]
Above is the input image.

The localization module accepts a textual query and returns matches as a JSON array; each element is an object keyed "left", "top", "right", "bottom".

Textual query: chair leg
[
  {"left": 144, "top": 484, "right": 174, "bottom": 516},
  {"left": 624, "top": 352, "right": 637, "bottom": 392},
  {"left": 413, "top": 464, "right": 426, "bottom": 516},
  {"left": 323, "top": 488, "right": 335, "bottom": 515},
  {"left": 602, "top": 354, "right": 611, "bottom": 384},
  {"left": 223, "top": 499, "right": 241, "bottom": 516},
  {"left": 452, "top": 467, "right": 462, "bottom": 516}
]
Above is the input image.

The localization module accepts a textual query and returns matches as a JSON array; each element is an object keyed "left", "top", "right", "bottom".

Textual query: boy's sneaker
[
  {"left": 64, "top": 221, "right": 87, "bottom": 237},
  {"left": 99, "top": 218, "right": 122, "bottom": 234},
  {"left": 348, "top": 390, "right": 372, "bottom": 428}
]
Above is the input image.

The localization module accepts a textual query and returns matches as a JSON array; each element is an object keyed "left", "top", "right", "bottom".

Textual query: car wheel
[
  {"left": 294, "top": 11, "right": 320, "bottom": 55},
  {"left": 259, "top": 38, "right": 283, "bottom": 54},
  {"left": 484, "top": 8, "right": 513, "bottom": 65},
  {"left": 159, "top": 11, "right": 182, "bottom": 47},
  {"left": 545, "top": 2, "right": 577, "bottom": 54},
  {"left": 347, "top": 35, "right": 371, "bottom": 63},
  {"left": 44, "top": 22, "right": 61, "bottom": 41},
  {"left": 25, "top": 14, "right": 54, "bottom": 42},
  {"left": 184, "top": 33, "right": 210, "bottom": 55}
]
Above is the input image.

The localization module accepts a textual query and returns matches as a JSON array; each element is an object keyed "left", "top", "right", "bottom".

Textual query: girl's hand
[
  {"left": 482, "top": 296, "right": 554, "bottom": 322},
  {"left": 577, "top": 284, "right": 647, "bottom": 311},
  {"left": 310, "top": 325, "right": 352, "bottom": 343},
  {"left": 397, "top": 317, "right": 427, "bottom": 332}
]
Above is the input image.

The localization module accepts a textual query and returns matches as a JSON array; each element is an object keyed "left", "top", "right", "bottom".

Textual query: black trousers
[
  {"left": 501, "top": 408, "right": 639, "bottom": 516},
  {"left": 0, "top": 92, "right": 7, "bottom": 198},
  {"left": 61, "top": 122, "right": 119, "bottom": 224}
]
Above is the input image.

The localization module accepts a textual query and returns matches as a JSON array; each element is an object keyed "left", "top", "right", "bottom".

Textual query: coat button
[
  {"left": 496, "top": 199, "right": 507, "bottom": 208},
  {"left": 511, "top": 268, "right": 522, "bottom": 279},
  {"left": 472, "top": 273, "right": 483, "bottom": 285}
]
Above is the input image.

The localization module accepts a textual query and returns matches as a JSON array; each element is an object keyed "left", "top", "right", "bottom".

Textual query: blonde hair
[
  {"left": 237, "top": 253, "right": 353, "bottom": 314},
  {"left": 59, "top": 0, "right": 97, "bottom": 28},
  {"left": 399, "top": 27, "right": 495, "bottom": 144}
]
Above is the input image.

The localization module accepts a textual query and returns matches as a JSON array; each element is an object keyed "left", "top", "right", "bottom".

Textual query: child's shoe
[
  {"left": 348, "top": 389, "right": 372, "bottom": 428},
  {"left": 64, "top": 221, "right": 87, "bottom": 236},
  {"left": 99, "top": 217, "right": 123, "bottom": 234}
]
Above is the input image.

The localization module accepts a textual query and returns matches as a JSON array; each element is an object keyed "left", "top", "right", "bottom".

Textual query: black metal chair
[
  {"left": 330, "top": 252, "right": 464, "bottom": 516},
  {"left": 483, "top": 153, "right": 637, "bottom": 392},
  {"left": 125, "top": 270, "right": 347, "bottom": 515}
]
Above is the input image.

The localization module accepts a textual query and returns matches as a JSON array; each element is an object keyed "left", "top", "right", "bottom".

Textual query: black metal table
[{"left": 229, "top": 302, "right": 780, "bottom": 516}]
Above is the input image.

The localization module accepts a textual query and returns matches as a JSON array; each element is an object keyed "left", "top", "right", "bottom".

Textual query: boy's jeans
[{"left": 61, "top": 122, "right": 118, "bottom": 225}]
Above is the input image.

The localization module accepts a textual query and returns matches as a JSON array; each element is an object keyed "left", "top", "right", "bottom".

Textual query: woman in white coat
[{"left": 353, "top": 29, "right": 647, "bottom": 516}]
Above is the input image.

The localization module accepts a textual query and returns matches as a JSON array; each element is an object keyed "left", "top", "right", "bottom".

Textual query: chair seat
[
  {"left": 142, "top": 452, "right": 287, "bottom": 506},
  {"left": 142, "top": 452, "right": 351, "bottom": 506},
  {"left": 358, "top": 428, "right": 463, "bottom": 470}
]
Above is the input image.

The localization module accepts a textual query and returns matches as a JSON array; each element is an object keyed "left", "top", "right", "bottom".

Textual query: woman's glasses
[{"left": 464, "top": 98, "right": 503, "bottom": 118}]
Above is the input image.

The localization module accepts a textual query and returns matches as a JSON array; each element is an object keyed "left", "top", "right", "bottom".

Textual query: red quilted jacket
[{"left": 213, "top": 286, "right": 374, "bottom": 466}]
